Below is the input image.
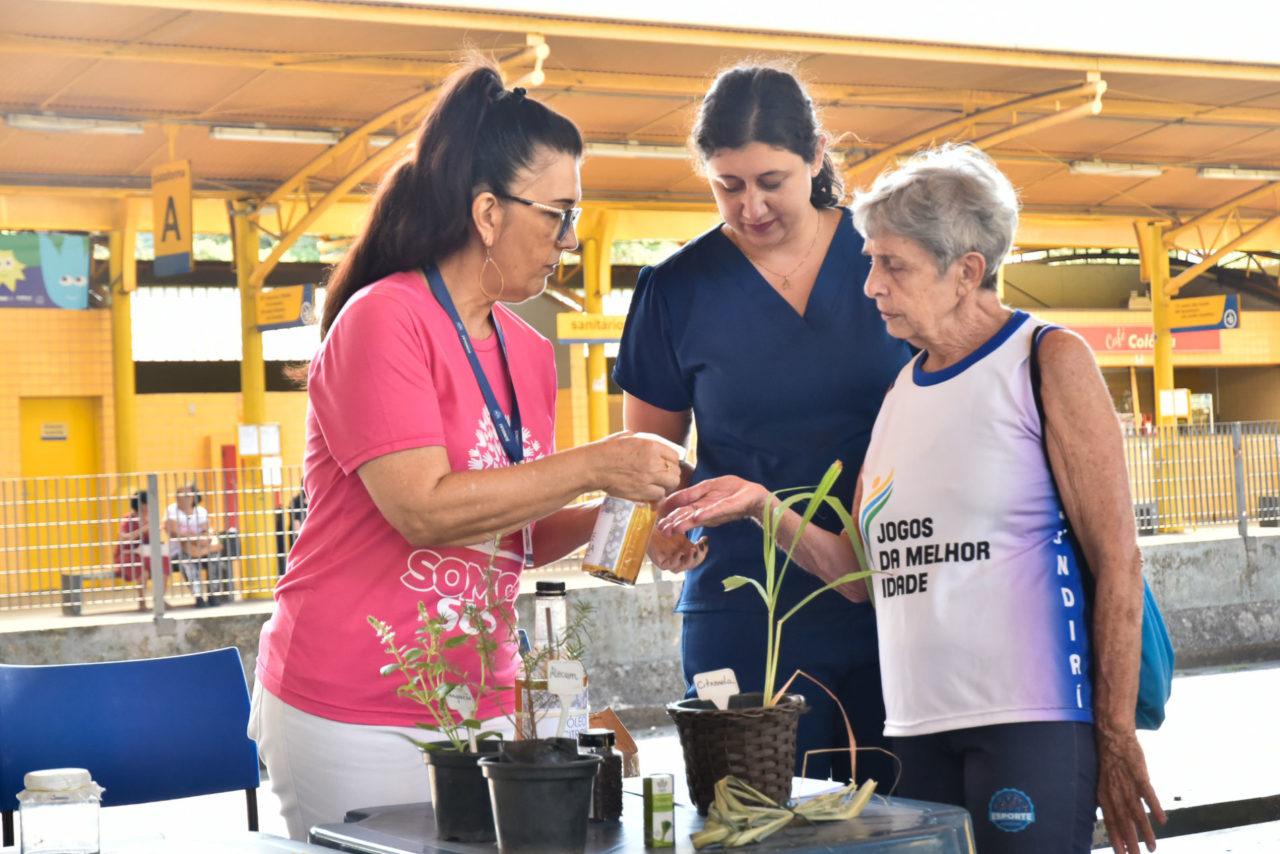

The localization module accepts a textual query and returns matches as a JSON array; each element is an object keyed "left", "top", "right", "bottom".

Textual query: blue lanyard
[
  {"left": 424, "top": 266, "right": 524, "bottom": 466},
  {"left": 425, "top": 265, "right": 533, "bottom": 567}
]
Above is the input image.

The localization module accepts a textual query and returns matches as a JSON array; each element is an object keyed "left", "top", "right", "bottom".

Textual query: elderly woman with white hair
[{"left": 657, "top": 145, "right": 1164, "bottom": 854}]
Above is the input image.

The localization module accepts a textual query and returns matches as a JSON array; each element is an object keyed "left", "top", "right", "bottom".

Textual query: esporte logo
[{"left": 988, "top": 788, "right": 1036, "bottom": 833}]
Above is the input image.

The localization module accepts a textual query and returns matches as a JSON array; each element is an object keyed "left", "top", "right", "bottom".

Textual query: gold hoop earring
[{"left": 479, "top": 250, "right": 506, "bottom": 302}]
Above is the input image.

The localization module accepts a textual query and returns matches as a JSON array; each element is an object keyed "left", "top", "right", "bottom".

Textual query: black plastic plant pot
[
  {"left": 422, "top": 740, "right": 503, "bottom": 843},
  {"left": 479, "top": 748, "right": 602, "bottom": 853}
]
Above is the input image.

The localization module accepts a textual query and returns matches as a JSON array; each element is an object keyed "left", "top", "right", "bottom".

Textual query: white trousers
[{"left": 247, "top": 682, "right": 514, "bottom": 841}]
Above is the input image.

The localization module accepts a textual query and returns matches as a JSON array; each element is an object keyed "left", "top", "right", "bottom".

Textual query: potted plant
[
  {"left": 667, "top": 460, "right": 875, "bottom": 815},
  {"left": 368, "top": 593, "right": 508, "bottom": 844},
  {"left": 479, "top": 598, "right": 604, "bottom": 853}
]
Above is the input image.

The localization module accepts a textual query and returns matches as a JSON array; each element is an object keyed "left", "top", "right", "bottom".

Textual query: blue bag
[
  {"left": 1030, "top": 325, "right": 1174, "bottom": 730},
  {"left": 1135, "top": 582, "right": 1174, "bottom": 729}
]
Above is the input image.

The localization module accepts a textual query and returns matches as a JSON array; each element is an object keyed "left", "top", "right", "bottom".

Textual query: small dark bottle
[{"left": 578, "top": 727, "right": 623, "bottom": 822}]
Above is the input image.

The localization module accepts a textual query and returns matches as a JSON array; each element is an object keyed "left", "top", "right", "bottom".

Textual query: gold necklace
[{"left": 732, "top": 211, "right": 823, "bottom": 290}]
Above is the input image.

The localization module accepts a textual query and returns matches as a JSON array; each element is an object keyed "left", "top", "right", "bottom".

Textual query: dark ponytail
[
  {"left": 691, "top": 65, "right": 842, "bottom": 209},
  {"left": 320, "top": 60, "right": 583, "bottom": 337}
]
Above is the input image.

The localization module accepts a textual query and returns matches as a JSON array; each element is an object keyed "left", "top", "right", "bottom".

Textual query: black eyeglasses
[{"left": 498, "top": 193, "right": 582, "bottom": 242}]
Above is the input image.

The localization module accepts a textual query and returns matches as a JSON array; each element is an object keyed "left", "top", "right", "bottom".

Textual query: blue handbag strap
[
  {"left": 1029, "top": 324, "right": 1173, "bottom": 729},
  {"left": 1027, "top": 325, "right": 1098, "bottom": 603}
]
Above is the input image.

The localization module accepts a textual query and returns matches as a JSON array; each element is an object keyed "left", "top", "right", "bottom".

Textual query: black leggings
[{"left": 891, "top": 721, "right": 1097, "bottom": 854}]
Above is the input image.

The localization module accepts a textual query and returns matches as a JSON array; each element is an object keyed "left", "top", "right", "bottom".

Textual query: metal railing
[
  {"left": 0, "top": 465, "right": 588, "bottom": 618},
  {"left": 1124, "top": 421, "right": 1280, "bottom": 535},
  {"left": 0, "top": 466, "right": 307, "bottom": 616},
  {"left": 2, "top": 422, "right": 1277, "bottom": 617}
]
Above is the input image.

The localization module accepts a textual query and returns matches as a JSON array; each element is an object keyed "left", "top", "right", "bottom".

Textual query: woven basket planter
[{"left": 666, "top": 692, "right": 807, "bottom": 815}]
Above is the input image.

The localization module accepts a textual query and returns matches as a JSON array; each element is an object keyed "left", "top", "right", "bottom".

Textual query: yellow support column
[
  {"left": 235, "top": 204, "right": 266, "bottom": 424},
  {"left": 1148, "top": 224, "right": 1176, "bottom": 428},
  {"left": 1139, "top": 220, "right": 1181, "bottom": 531},
  {"left": 109, "top": 201, "right": 138, "bottom": 473},
  {"left": 569, "top": 344, "right": 589, "bottom": 448},
  {"left": 233, "top": 203, "right": 271, "bottom": 597},
  {"left": 1128, "top": 366, "right": 1142, "bottom": 425},
  {"left": 580, "top": 212, "right": 616, "bottom": 440}
]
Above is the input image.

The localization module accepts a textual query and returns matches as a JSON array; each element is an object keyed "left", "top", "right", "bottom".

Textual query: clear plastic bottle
[
  {"left": 519, "top": 582, "right": 590, "bottom": 742},
  {"left": 532, "top": 580, "right": 568, "bottom": 659},
  {"left": 18, "top": 768, "right": 103, "bottom": 854}
]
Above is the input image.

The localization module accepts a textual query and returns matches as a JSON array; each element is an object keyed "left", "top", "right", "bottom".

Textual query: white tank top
[{"left": 858, "top": 310, "right": 1093, "bottom": 737}]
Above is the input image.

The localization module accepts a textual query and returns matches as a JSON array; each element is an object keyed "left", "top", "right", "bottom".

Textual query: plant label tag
[
  {"left": 693, "top": 668, "right": 739, "bottom": 710},
  {"left": 445, "top": 685, "right": 477, "bottom": 720},
  {"left": 547, "top": 659, "right": 587, "bottom": 698}
]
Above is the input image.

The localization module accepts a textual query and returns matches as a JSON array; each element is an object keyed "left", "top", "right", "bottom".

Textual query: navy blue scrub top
[{"left": 613, "top": 208, "right": 912, "bottom": 615}]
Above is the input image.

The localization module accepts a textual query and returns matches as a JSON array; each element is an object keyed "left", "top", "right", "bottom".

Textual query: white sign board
[{"left": 693, "top": 668, "right": 740, "bottom": 710}]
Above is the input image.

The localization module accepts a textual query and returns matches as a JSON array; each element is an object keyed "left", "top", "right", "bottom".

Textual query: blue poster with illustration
[{"left": 0, "top": 231, "right": 91, "bottom": 309}]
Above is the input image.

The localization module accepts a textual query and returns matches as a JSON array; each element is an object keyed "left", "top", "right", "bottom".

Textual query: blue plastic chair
[{"left": 0, "top": 647, "right": 260, "bottom": 845}]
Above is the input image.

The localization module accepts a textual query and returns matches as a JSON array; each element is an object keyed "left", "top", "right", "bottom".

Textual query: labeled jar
[
  {"left": 582, "top": 433, "right": 686, "bottom": 587},
  {"left": 578, "top": 728, "right": 623, "bottom": 821},
  {"left": 17, "top": 768, "right": 104, "bottom": 854},
  {"left": 582, "top": 499, "right": 656, "bottom": 586}
]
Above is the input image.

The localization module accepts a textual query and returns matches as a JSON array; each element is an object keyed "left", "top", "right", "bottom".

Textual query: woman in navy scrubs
[{"left": 614, "top": 65, "right": 912, "bottom": 784}]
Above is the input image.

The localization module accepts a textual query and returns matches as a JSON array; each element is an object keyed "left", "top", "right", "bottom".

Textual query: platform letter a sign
[
  {"left": 162, "top": 196, "right": 181, "bottom": 243},
  {"left": 151, "top": 159, "right": 193, "bottom": 277}
]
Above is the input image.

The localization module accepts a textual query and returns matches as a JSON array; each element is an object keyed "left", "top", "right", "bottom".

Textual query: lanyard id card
[{"left": 425, "top": 265, "right": 534, "bottom": 567}]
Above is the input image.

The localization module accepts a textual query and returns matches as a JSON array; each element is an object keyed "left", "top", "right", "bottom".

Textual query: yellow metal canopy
[{"left": 2, "top": 0, "right": 1280, "bottom": 258}]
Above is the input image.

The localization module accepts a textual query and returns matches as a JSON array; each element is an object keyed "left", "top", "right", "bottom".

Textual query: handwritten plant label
[
  {"left": 445, "top": 685, "right": 477, "bottom": 721},
  {"left": 693, "top": 668, "right": 739, "bottom": 710},
  {"left": 548, "top": 659, "right": 587, "bottom": 698}
]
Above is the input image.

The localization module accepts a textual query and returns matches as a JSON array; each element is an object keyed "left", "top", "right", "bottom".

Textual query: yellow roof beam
[
  {"left": 545, "top": 69, "right": 1280, "bottom": 127},
  {"left": 247, "top": 38, "right": 546, "bottom": 287},
  {"left": 1165, "top": 211, "right": 1280, "bottom": 294},
  {"left": 38, "top": 0, "right": 1280, "bottom": 83},
  {"left": 1164, "top": 181, "right": 1280, "bottom": 245},
  {"left": 0, "top": 190, "right": 377, "bottom": 236},
  {"left": 846, "top": 78, "right": 1104, "bottom": 182},
  {"left": 0, "top": 31, "right": 450, "bottom": 77},
  {"left": 4, "top": 183, "right": 1277, "bottom": 255},
  {"left": 9, "top": 33, "right": 1280, "bottom": 127},
  {"left": 970, "top": 92, "right": 1104, "bottom": 149}
]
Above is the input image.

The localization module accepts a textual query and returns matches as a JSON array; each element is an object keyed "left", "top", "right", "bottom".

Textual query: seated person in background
[
  {"left": 275, "top": 488, "right": 308, "bottom": 576},
  {"left": 114, "top": 490, "right": 171, "bottom": 611},
  {"left": 165, "top": 483, "right": 222, "bottom": 608}
]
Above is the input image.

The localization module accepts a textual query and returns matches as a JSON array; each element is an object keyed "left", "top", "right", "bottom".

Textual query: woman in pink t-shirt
[{"left": 251, "top": 62, "right": 685, "bottom": 840}]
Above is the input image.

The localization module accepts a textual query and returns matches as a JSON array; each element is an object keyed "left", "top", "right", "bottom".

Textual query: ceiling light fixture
[
  {"left": 1068, "top": 159, "right": 1164, "bottom": 178},
  {"left": 6, "top": 112, "right": 145, "bottom": 135},
  {"left": 585, "top": 141, "right": 690, "bottom": 160},
  {"left": 210, "top": 125, "right": 342, "bottom": 145},
  {"left": 1197, "top": 165, "right": 1280, "bottom": 181}
]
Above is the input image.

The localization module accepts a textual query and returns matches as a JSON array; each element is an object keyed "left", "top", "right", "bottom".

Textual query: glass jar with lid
[
  {"left": 17, "top": 768, "right": 104, "bottom": 854},
  {"left": 578, "top": 728, "right": 623, "bottom": 821}
]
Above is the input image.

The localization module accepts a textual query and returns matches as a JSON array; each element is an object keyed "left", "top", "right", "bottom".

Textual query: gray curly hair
[{"left": 851, "top": 144, "right": 1019, "bottom": 290}]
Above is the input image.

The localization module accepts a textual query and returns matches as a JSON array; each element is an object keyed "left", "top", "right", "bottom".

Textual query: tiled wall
[
  {"left": 0, "top": 309, "right": 116, "bottom": 476},
  {"left": 133, "top": 392, "right": 309, "bottom": 473}
]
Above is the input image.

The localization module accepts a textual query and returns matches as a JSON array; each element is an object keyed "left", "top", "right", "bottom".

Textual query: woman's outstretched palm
[{"left": 656, "top": 476, "right": 769, "bottom": 538}]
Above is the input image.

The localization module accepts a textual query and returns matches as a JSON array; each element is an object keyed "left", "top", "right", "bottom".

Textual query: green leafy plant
[
  {"left": 369, "top": 594, "right": 508, "bottom": 753},
  {"left": 723, "top": 460, "right": 875, "bottom": 707}
]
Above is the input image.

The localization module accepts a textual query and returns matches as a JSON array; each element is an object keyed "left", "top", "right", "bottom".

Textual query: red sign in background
[{"left": 1069, "top": 325, "right": 1221, "bottom": 353}]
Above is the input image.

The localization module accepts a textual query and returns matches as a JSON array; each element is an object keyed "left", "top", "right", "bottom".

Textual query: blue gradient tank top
[{"left": 857, "top": 310, "right": 1093, "bottom": 737}]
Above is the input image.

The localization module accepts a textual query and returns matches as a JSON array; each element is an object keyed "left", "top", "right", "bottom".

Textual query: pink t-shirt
[{"left": 255, "top": 270, "right": 556, "bottom": 726}]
